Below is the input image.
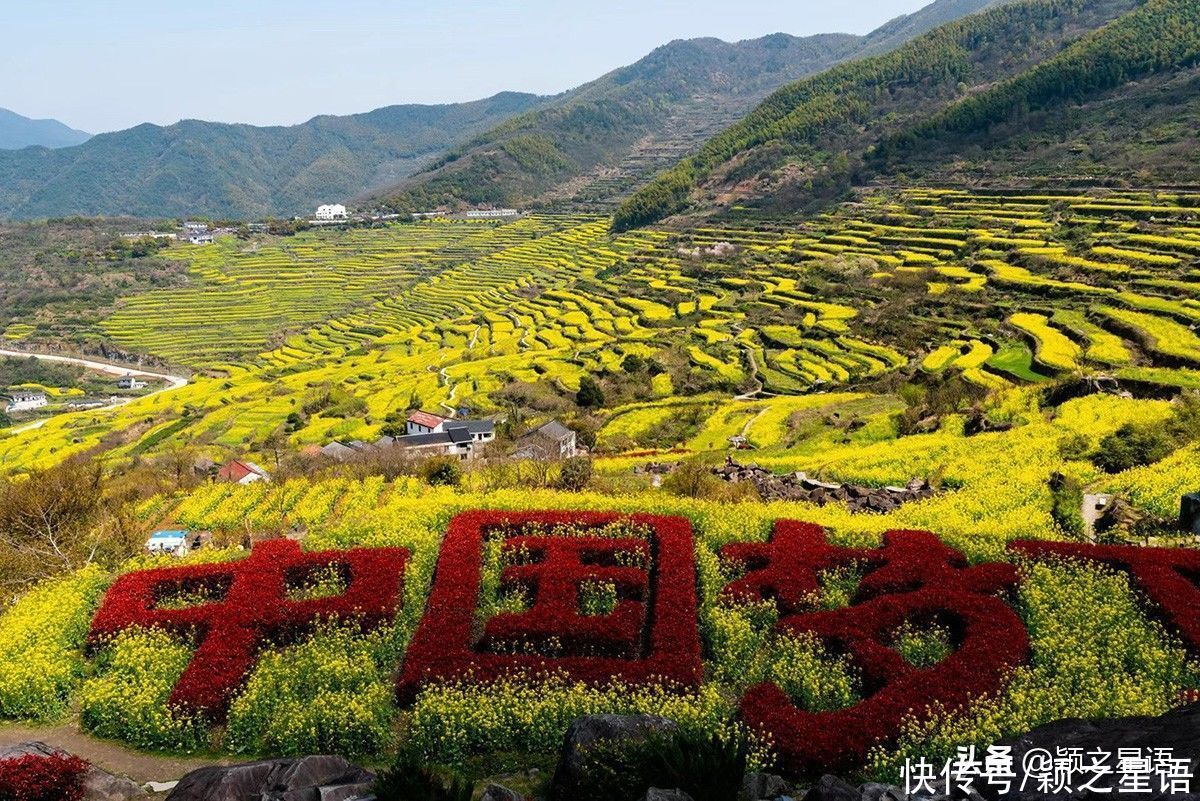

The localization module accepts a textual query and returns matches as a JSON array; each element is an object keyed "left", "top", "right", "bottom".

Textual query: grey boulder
[
  {"left": 642, "top": 790, "right": 696, "bottom": 801},
  {"left": 743, "top": 771, "right": 792, "bottom": 800},
  {"left": 480, "top": 783, "right": 526, "bottom": 801},
  {"left": 165, "top": 755, "right": 374, "bottom": 801}
]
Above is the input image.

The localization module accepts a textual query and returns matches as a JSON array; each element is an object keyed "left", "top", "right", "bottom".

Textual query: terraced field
[{"left": 3, "top": 188, "right": 1200, "bottom": 469}]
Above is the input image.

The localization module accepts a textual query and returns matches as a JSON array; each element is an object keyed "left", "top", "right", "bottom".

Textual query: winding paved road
[{"left": 0, "top": 348, "right": 189, "bottom": 432}]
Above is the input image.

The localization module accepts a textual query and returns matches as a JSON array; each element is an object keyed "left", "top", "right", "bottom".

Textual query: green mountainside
[
  {"left": 369, "top": 0, "right": 1015, "bottom": 213},
  {"left": 0, "top": 93, "right": 543, "bottom": 220},
  {"left": 0, "top": 108, "right": 91, "bottom": 151},
  {"left": 613, "top": 0, "right": 1200, "bottom": 229},
  {"left": 365, "top": 34, "right": 862, "bottom": 212}
]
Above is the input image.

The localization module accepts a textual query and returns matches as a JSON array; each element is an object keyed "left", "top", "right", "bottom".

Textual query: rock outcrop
[
  {"left": 165, "top": 755, "right": 374, "bottom": 801},
  {"left": 712, "top": 459, "right": 935, "bottom": 512}
]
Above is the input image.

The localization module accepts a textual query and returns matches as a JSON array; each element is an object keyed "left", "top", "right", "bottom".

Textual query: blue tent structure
[{"left": 147, "top": 529, "right": 189, "bottom": 554}]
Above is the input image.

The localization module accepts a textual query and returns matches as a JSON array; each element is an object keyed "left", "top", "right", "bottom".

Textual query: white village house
[
  {"left": 315, "top": 204, "right": 349, "bottom": 221},
  {"left": 3, "top": 390, "right": 48, "bottom": 413},
  {"left": 321, "top": 411, "right": 495, "bottom": 463},
  {"left": 117, "top": 374, "right": 147, "bottom": 390}
]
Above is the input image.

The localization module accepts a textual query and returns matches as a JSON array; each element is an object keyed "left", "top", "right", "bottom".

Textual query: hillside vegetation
[
  {"left": 613, "top": 0, "right": 1200, "bottom": 229},
  {"left": 371, "top": 0, "right": 1014, "bottom": 213},
  {"left": 0, "top": 93, "right": 543, "bottom": 220},
  {"left": 5, "top": 187, "right": 1200, "bottom": 471},
  {"left": 369, "top": 34, "right": 863, "bottom": 212}
]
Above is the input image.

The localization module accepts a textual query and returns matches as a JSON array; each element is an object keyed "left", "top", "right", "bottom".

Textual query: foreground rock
[
  {"left": 0, "top": 741, "right": 146, "bottom": 801},
  {"left": 984, "top": 702, "right": 1200, "bottom": 800},
  {"left": 713, "top": 459, "right": 935, "bottom": 512},
  {"left": 165, "top": 755, "right": 374, "bottom": 801},
  {"left": 549, "top": 713, "right": 679, "bottom": 801},
  {"left": 801, "top": 704, "right": 1200, "bottom": 801},
  {"left": 743, "top": 771, "right": 793, "bottom": 800}
]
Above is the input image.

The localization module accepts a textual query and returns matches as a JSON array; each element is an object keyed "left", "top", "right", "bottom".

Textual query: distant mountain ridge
[
  {"left": 371, "top": 0, "right": 1015, "bottom": 212},
  {"left": 0, "top": 108, "right": 91, "bottom": 150},
  {"left": 0, "top": 93, "right": 543, "bottom": 220},
  {"left": 0, "top": 0, "right": 1032, "bottom": 220},
  {"left": 612, "top": 0, "right": 1197, "bottom": 229}
]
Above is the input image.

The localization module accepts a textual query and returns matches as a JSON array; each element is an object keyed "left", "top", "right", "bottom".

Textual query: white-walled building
[
  {"left": 4, "top": 391, "right": 48, "bottom": 413},
  {"left": 465, "top": 208, "right": 519, "bottom": 219},
  {"left": 315, "top": 204, "right": 349, "bottom": 221}
]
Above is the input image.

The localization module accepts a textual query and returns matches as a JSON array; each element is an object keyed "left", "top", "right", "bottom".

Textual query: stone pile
[{"left": 712, "top": 459, "right": 935, "bottom": 512}]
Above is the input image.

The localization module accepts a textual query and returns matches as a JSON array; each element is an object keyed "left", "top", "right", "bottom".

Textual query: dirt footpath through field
[{"left": 0, "top": 722, "right": 231, "bottom": 790}]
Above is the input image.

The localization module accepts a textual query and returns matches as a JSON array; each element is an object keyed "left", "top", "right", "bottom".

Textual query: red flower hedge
[
  {"left": 726, "top": 523, "right": 1028, "bottom": 777},
  {"left": 399, "top": 510, "right": 702, "bottom": 699},
  {"left": 0, "top": 754, "right": 89, "bottom": 801},
  {"left": 89, "top": 539, "right": 408, "bottom": 719},
  {"left": 1011, "top": 540, "right": 1200, "bottom": 654}
]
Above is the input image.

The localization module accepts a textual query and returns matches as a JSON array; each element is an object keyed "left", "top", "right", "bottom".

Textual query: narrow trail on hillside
[
  {"left": 740, "top": 405, "right": 769, "bottom": 440},
  {"left": 734, "top": 346, "right": 766, "bottom": 401},
  {"left": 506, "top": 312, "right": 531, "bottom": 351}
]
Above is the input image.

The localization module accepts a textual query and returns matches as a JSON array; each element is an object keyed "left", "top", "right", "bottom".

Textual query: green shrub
[
  {"left": 372, "top": 751, "right": 474, "bottom": 801},
  {"left": 556, "top": 456, "right": 594, "bottom": 492},
  {"left": 420, "top": 457, "right": 462, "bottom": 487},
  {"left": 577, "top": 728, "right": 748, "bottom": 801},
  {"left": 1091, "top": 423, "right": 1175, "bottom": 473},
  {"left": 577, "top": 376, "right": 606, "bottom": 408},
  {"left": 1049, "top": 472, "right": 1086, "bottom": 537}
]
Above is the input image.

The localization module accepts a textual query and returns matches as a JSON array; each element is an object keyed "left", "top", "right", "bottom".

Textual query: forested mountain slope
[
  {"left": 0, "top": 108, "right": 91, "bottom": 150},
  {"left": 0, "top": 93, "right": 542, "bottom": 220},
  {"left": 366, "top": 34, "right": 863, "bottom": 212},
  {"left": 613, "top": 0, "right": 1192, "bottom": 229},
  {"left": 371, "top": 0, "right": 1014, "bottom": 213},
  {"left": 872, "top": 0, "right": 1200, "bottom": 180}
]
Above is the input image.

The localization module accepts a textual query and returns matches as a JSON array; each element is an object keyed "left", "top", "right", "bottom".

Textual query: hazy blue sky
[{"left": 3, "top": 0, "right": 930, "bottom": 133}]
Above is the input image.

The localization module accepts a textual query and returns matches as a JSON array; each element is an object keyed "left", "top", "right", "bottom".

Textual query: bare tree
[{"left": 0, "top": 460, "right": 141, "bottom": 592}]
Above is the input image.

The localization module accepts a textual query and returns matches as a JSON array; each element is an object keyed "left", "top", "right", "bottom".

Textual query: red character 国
[{"left": 398, "top": 510, "right": 702, "bottom": 698}]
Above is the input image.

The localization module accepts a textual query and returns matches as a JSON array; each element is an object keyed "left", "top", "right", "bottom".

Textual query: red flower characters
[
  {"left": 1011, "top": 540, "right": 1200, "bottom": 654},
  {"left": 399, "top": 510, "right": 702, "bottom": 699},
  {"left": 89, "top": 539, "right": 408, "bottom": 719},
  {"left": 0, "top": 753, "right": 90, "bottom": 801},
  {"left": 725, "top": 521, "right": 1029, "bottom": 777}
]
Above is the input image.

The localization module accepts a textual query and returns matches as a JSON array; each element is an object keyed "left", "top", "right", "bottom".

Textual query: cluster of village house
[
  {"left": 1, "top": 374, "right": 149, "bottom": 416},
  {"left": 123, "top": 205, "right": 521, "bottom": 245},
  {"left": 121, "top": 220, "right": 227, "bottom": 246},
  {"left": 315, "top": 411, "right": 575, "bottom": 463},
  {"left": 145, "top": 411, "right": 578, "bottom": 556}
]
